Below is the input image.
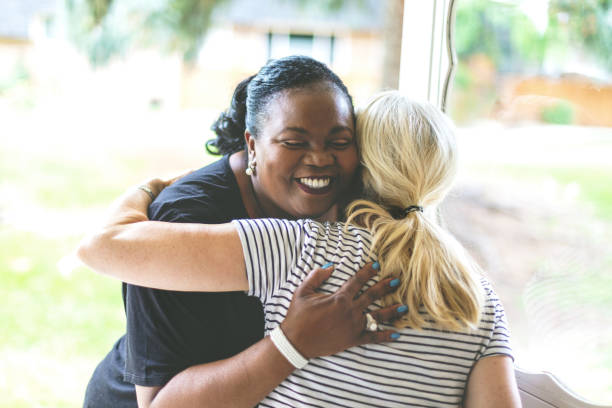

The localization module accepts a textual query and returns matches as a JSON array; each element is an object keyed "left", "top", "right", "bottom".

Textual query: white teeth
[{"left": 299, "top": 177, "right": 331, "bottom": 189}]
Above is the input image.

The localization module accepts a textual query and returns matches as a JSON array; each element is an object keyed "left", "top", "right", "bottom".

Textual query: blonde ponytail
[{"left": 347, "top": 92, "right": 483, "bottom": 331}]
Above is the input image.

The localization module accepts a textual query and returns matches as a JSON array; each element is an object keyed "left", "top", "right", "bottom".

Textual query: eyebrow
[
  {"left": 330, "top": 125, "right": 354, "bottom": 135},
  {"left": 282, "top": 126, "right": 354, "bottom": 135},
  {"left": 284, "top": 126, "right": 308, "bottom": 134}
]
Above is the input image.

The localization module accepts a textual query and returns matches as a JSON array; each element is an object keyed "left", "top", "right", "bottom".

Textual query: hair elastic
[{"left": 403, "top": 206, "right": 423, "bottom": 216}]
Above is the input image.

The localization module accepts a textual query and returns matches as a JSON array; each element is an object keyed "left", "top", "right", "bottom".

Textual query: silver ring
[
  {"left": 364, "top": 313, "right": 378, "bottom": 332},
  {"left": 138, "top": 185, "right": 155, "bottom": 201}
]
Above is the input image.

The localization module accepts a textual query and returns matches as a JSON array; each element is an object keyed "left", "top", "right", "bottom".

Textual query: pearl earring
[{"left": 246, "top": 155, "right": 256, "bottom": 176}]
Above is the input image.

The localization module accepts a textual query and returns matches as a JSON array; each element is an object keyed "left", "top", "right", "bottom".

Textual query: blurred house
[
  {"left": 0, "top": 0, "right": 57, "bottom": 70},
  {"left": 0, "top": 0, "right": 386, "bottom": 112},
  {"left": 184, "top": 0, "right": 386, "bottom": 108},
  {"left": 495, "top": 74, "right": 612, "bottom": 127},
  {"left": 0, "top": 0, "right": 59, "bottom": 95}
]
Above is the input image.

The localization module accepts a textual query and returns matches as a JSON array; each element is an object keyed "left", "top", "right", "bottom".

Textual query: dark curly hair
[{"left": 207, "top": 55, "right": 354, "bottom": 155}]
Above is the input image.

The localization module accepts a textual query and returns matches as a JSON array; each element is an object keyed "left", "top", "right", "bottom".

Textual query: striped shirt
[{"left": 233, "top": 218, "right": 513, "bottom": 408}]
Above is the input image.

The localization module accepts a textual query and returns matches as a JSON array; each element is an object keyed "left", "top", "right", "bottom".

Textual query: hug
[{"left": 79, "top": 55, "right": 520, "bottom": 408}]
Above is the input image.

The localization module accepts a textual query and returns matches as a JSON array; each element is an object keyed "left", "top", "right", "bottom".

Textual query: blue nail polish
[
  {"left": 391, "top": 333, "right": 400, "bottom": 340},
  {"left": 372, "top": 261, "right": 380, "bottom": 270},
  {"left": 397, "top": 305, "right": 408, "bottom": 313},
  {"left": 322, "top": 262, "right": 334, "bottom": 269},
  {"left": 389, "top": 278, "right": 400, "bottom": 288}
]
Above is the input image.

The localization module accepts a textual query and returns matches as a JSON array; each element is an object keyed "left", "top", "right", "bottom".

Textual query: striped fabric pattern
[{"left": 233, "top": 218, "right": 513, "bottom": 408}]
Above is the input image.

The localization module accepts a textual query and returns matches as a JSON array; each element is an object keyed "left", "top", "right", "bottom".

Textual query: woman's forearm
[
  {"left": 77, "top": 185, "right": 248, "bottom": 292},
  {"left": 148, "top": 336, "right": 294, "bottom": 408},
  {"left": 78, "top": 220, "right": 247, "bottom": 291}
]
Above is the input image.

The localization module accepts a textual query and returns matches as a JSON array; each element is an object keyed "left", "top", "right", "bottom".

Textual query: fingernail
[
  {"left": 322, "top": 262, "right": 334, "bottom": 269},
  {"left": 390, "top": 332, "right": 400, "bottom": 340},
  {"left": 389, "top": 278, "right": 400, "bottom": 287},
  {"left": 397, "top": 305, "right": 408, "bottom": 313},
  {"left": 372, "top": 261, "right": 380, "bottom": 270}
]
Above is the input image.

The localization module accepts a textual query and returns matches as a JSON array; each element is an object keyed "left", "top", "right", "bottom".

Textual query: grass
[
  {"left": 466, "top": 163, "right": 612, "bottom": 220},
  {"left": 547, "top": 167, "right": 612, "bottom": 219},
  {"left": 467, "top": 159, "right": 612, "bottom": 402},
  {"left": 0, "top": 229, "right": 125, "bottom": 407},
  {"left": 0, "top": 230, "right": 124, "bottom": 352},
  {"left": 0, "top": 116, "right": 218, "bottom": 406}
]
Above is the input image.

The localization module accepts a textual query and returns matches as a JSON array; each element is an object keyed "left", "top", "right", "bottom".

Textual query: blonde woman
[{"left": 79, "top": 92, "right": 521, "bottom": 407}]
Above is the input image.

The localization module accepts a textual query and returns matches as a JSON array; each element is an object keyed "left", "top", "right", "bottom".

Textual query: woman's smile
[{"left": 295, "top": 176, "right": 334, "bottom": 195}]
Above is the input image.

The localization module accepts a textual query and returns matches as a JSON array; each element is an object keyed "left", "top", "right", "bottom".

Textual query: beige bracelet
[
  {"left": 269, "top": 326, "right": 309, "bottom": 369},
  {"left": 138, "top": 185, "right": 156, "bottom": 201}
]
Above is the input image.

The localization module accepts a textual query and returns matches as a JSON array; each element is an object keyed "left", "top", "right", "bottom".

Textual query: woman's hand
[
  {"left": 280, "top": 262, "right": 405, "bottom": 359},
  {"left": 99, "top": 171, "right": 193, "bottom": 228},
  {"left": 141, "top": 170, "right": 193, "bottom": 199}
]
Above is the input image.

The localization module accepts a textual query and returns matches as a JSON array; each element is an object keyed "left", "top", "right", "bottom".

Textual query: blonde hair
[{"left": 346, "top": 91, "right": 483, "bottom": 331}]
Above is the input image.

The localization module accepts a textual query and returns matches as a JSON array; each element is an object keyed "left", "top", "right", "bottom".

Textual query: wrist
[
  {"left": 269, "top": 326, "right": 309, "bottom": 369},
  {"left": 279, "top": 320, "right": 309, "bottom": 358}
]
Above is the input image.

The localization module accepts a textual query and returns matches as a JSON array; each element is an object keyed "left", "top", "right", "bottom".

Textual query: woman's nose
[{"left": 304, "top": 148, "right": 335, "bottom": 167}]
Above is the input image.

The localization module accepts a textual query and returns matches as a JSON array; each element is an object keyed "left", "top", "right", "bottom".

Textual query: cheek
[
  {"left": 338, "top": 148, "right": 359, "bottom": 177},
  {"left": 260, "top": 151, "right": 295, "bottom": 184}
]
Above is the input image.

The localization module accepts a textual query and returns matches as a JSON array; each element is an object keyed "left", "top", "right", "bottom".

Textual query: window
[
  {"left": 267, "top": 32, "right": 335, "bottom": 65},
  {"left": 400, "top": 0, "right": 612, "bottom": 403}
]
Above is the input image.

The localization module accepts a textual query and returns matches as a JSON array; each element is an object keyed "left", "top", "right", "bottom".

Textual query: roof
[
  {"left": 213, "top": 0, "right": 385, "bottom": 32},
  {"left": 0, "top": 0, "right": 384, "bottom": 41},
  {"left": 0, "top": 0, "right": 59, "bottom": 39}
]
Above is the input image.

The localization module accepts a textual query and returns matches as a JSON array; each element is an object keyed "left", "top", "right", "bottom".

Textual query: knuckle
[
  {"left": 351, "top": 274, "right": 368, "bottom": 288},
  {"left": 365, "top": 290, "right": 378, "bottom": 303},
  {"left": 378, "top": 279, "right": 394, "bottom": 291},
  {"left": 333, "top": 292, "right": 351, "bottom": 307},
  {"left": 357, "top": 265, "right": 374, "bottom": 279}
]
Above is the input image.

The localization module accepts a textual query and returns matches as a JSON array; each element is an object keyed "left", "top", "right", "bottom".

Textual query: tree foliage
[
  {"left": 65, "top": 0, "right": 361, "bottom": 66},
  {"left": 455, "top": 0, "right": 612, "bottom": 73},
  {"left": 66, "top": 0, "right": 229, "bottom": 65}
]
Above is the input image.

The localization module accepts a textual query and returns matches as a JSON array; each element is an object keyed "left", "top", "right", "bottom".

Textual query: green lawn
[
  {"left": 1, "top": 122, "right": 218, "bottom": 407},
  {"left": 463, "top": 158, "right": 612, "bottom": 402},
  {"left": 491, "top": 165, "right": 612, "bottom": 220},
  {"left": 0, "top": 229, "right": 124, "bottom": 407}
]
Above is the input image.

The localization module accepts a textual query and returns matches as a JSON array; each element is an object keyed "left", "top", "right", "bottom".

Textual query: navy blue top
[{"left": 83, "top": 156, "right": 265, "bottom": 407}]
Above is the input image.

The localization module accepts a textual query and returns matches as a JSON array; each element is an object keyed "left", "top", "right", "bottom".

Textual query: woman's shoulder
[
  {"left": 166, "top": 156, "right": 235, "bottom": 194},
  {"left": 478, "top": 276, "right": 503, "bottom": 304},
  {"left": 150, "top": 156, "right": 246, "bottom": 222}
]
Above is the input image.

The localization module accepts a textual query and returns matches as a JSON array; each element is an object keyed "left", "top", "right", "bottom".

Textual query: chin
[{"left": 299, "top": 206, "right": 335, "bottom": 221}]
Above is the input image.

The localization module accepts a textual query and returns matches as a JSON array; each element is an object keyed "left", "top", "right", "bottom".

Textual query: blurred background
[{"left": 0, "top": 0, "right": 610, "bottom": 406}]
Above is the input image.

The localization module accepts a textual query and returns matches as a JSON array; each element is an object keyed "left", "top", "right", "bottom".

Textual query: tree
[
  {"left": 454, "top": 0, "right": 612, "bottom": 73},
  {"left": 65, "top": 0, "right": 229, "bottom": 65},
  {"left": 66, "top": 0, "right": 374, "bottom": 66},
  {"left": 548, "top": 0, "right": 612, "bottom": 71},
  {"left": 66, "top": 0, "right": 403, "bottom": 91},
  {"left": 381, "top": 0, "right": 404, "bottom": 89}
]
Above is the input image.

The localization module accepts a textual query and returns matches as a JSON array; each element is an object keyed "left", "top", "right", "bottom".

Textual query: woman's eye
[
  {"left": 330, "top": 140, "right": 352, "bottom": 149},
  {"left": 282, "top": 141, "right": 307, "bottom": 148}
]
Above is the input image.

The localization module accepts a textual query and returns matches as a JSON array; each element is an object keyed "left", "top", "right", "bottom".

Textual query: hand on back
[{"left": 280, "top": 262, "right": 406, "bottom": 358}]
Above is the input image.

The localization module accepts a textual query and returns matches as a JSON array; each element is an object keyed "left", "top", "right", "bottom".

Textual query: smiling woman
[{"left": 245, "top": 84, "right": 358, "bottom": 219}]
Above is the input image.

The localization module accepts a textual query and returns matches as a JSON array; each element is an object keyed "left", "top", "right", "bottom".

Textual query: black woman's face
[{"left": 248, "top": 86, "right": 358, "bottom": 219}]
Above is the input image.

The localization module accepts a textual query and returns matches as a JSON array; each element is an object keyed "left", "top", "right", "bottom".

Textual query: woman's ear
[{"left": 245, "top": 131, "right": 256, "bottom": 156}]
